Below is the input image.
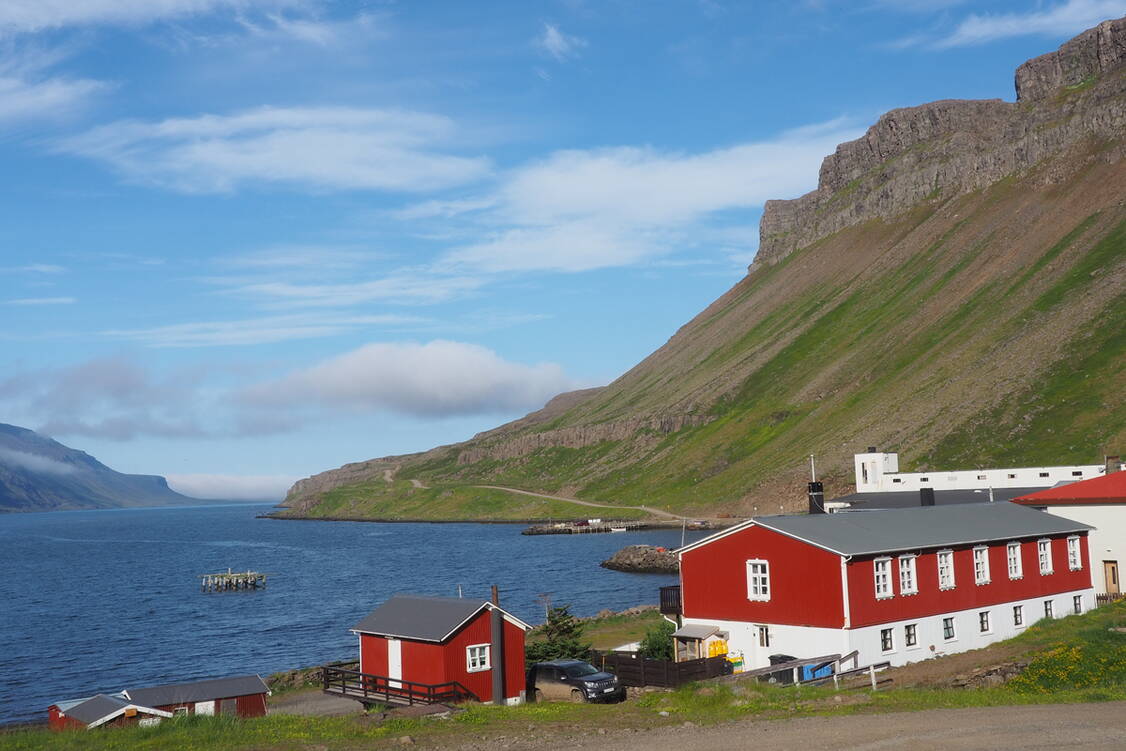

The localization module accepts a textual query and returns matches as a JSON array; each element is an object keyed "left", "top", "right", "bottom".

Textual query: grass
[
  {"left": 9, "top": 604, "right": 1125, "bottom": 751},
  {"left": 525, "top": 608, "right": 665, "bottom": 651}
]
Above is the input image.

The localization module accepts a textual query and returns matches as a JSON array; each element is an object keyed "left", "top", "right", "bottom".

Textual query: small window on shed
[{"left": 466, "top": 644, "right": 491, "bottom": 672}]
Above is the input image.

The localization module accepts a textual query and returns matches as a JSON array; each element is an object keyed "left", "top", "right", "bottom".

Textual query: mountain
[
  {"left": 0, "top": 423, "right": 195, "bottom": 512},
  {"left": 281, "top": 18, "right": 1126, "bottom": 521}
]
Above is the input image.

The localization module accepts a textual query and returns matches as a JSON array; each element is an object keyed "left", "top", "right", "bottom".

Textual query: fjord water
[{"left": 0, "top": 503, "right": 703, "bottom": 724}]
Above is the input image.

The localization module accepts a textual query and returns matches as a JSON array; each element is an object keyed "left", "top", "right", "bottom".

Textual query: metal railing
[{"left": 321, "top": 666, "right": 478, "bottom": 706}]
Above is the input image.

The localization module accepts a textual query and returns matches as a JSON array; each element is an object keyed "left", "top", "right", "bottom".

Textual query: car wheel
[
  {"left": 533, "top": 689, "right": 544, "bottom": 703},
  {"left": 570, "top": 689, "right": 586, "bottom": 703}
]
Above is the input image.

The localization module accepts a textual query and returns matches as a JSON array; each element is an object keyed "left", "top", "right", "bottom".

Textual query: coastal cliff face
[
  {"left": 284, "top": 18, "right": 1126, "bottom": 519},
  {"left": 756, "top": 16, "right": 1126, "bottom": 268}
]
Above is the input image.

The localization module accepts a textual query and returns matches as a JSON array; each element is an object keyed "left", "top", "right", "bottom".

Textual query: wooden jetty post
[{"left": 200, "top": 568, "right": 268, "bottom": 592}]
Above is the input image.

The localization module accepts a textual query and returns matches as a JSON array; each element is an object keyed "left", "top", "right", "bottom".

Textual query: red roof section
[{"left": 1012, "top": 471, "right": 1126, "bottom": 505}]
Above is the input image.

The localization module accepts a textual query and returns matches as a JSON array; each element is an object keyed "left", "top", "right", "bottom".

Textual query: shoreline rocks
[{"left": 601, "top": 545, "right": 679, "bottom": 574}]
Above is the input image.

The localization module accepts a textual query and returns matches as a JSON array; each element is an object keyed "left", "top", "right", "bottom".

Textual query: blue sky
[{"left": 1, "top": 0, "right": 1123, "bottom": 500}]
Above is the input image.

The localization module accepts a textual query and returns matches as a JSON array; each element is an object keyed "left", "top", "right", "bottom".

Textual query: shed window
[
  {"left": 466, "top": 644, "right": 491, "bottom": 672},
  {"left": 937, "top": 550, "right": 955, "bottom": 590},
  {"left": 746, "top": 559, "right": 770, "bottom": 601},
  {"left": 873, "top": 558, "right": 893, "bottom": 599},
  {"left": 1038, "top": 539, "right": 1053, "bottom": 575},
  {"left": 973, "top": 547, "right": 990, "bottom": 585},
  {"left": 1007, "top": 542, "right": 1023, "bottom": 580},
  {"left": 1067, "top": 536, "right": 1082, "bottom": 571}
]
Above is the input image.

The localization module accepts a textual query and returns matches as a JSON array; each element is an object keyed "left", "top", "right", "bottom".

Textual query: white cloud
[
  {"left": 56, "top": 106, "right": 492, "bottom": 194},
  {"left": 102, "top": 312, "right": 426, "bottom": 347},
  {"left": 0, "top": 447, "right": 76, "bottom": 475},
  {"left": 536, "top": 23, "right": 586, "bottom": 61},
  {"left": 4, "top": 263, "right": 66, "bottom": 273},
  {"left": 0, "top": 0, "right": 305, "bottom": 34},
  {"left": 934, "top": 0, "right": 1126, "bottom": 47},
  {"left": 0, "top": 49, "right": 105, "bottom": 124},
  {"left": 6, "top": 296, "right": 76, "bottom": 305},
  {"left": 437, "top": 118, "right": 861, "bottom": 273},
  {"left": 165, "top": 472, "right": 298, "bottom": 500},
  {"left": 217, "top": 273, "right": 486, "bottom": 309},
  {"left": 241, "top": 340, "right": 579, "bottom": 418}
]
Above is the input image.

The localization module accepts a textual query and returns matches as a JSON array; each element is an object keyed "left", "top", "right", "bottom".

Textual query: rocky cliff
[
  {"left": 284, "top": 18, "right": 1126, "bottom": 520},
  {"left": 0, "top": 423, "right": 196, "bottom": 512}
]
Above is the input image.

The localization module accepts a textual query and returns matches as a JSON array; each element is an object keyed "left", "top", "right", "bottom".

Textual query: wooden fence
[{"left": 598, "top": 654, "right": 732, "bottom": 688}]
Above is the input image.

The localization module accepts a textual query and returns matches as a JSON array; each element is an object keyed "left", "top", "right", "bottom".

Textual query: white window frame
[
  {"left": 1013, "top": 604, "right": 1024, "bottom": 628},
  {"left": 873, "top": 557, "right": 893, "bottom": 599},
  {"left": 746, "top": 559, "right": 770, "bottom": 602},
  {"left": 937, "top": 550, "right": 956, "bottom": 590},
  {"left": 942, "top": 616, "right": 956, "bottom": 641},
  {"left": 898, "top": 555, "right": 918, "bottom": 596},
  {"left": 973, "top": 546, "right": 991, "bottom": 586},
  {"left": 904, "top": 623, "right": 919, "bottom": 649},
  {"left": 1067, "top": 536, "right": 1082, "bottom": 571},
  {"left": 466, "top": 644, "right": 491, "bottom": 672},
  {"left": 1073, "top": 595, "right": 1083, "bottom": 615},
  {"left": 756, "top": 624, "right": 770, "bottom": 648},
  {"left": 1038, "top": 539, "right": 1053, "bottom": 575},
  {"left": 1043, "top": 599, "right": 1054, "bottom": 619},
  {"left": 1007, "top": 541, "right": 1023, "bottom": 580},
  {"left": 879, "top": 627, "right": 895, "bottom": 653},
  {"left": 978, "top": 610, "right": 991, "bottom": 634}
]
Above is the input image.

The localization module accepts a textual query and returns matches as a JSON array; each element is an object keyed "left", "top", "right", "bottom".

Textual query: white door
[{"left": 387, "top": 638, "right": 402, "bottom": 689}]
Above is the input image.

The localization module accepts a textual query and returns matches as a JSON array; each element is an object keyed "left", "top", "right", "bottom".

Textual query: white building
[{"left": 853, "top": 449, "right": 1119, "bottom": 493}]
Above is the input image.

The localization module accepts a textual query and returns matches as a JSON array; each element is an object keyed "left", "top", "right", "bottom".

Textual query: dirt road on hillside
[
  {"left": 474, "top": 485, "right": 685, "bottom": 519},
  {"left": 443, "top": 702, "right": 1126, "bottom": 751}
]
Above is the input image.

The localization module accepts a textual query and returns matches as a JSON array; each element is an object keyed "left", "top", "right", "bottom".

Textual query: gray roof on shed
[
  {"left": 755, "top": 502, "right": 1091, "bottom": 556},
  {"left": 671, "top": 624, "right": 722, "bottom": 640},
  {"left": 125, "top": 674, "right": 268, "bottom": 707},
  {"left": 352, "top": 595, "right": 508, "bottom": 642},
  {"left": 828, "top": 487, "right": 1040, "bottom": 509},
  {"left": 64, "top": 695, "right": 132, "bottom": 725}
]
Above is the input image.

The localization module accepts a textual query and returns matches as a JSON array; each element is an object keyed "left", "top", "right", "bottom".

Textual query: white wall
[
  {"left": 686, "top": 588, "right": 1093, "bottom": 672},
  {"left": 853, "top": 452, "right": 1114, "bottom": 493},
  {"left": 1034, "top": 504, "right": 1125, "bottom": 594}
]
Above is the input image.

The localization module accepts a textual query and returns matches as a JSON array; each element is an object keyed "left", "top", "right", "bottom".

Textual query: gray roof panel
[
  {"left": 352, "top": 595, "right": 488, "bottom": 641},
  {"left": 756, "top": 502, "right": 1092, "bottom": 556},
  {"left": 65, "top": 695, "right": 131, "bottom": 725},
  {"left": 125, "top": 675, "right": 268, "bottom": 707},
  {"left": 829, "top": 487, "right": 1041, "bottom": 509},
  {"left": 671, "top": 624, "right": 721, "bottom": 640}
]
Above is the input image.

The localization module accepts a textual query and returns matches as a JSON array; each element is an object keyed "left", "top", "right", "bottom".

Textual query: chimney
[
  {"left": 1106, "top": 456, "right": 1121, "bottom": 474},
  {"left": 920, "top": 488, "right": 936, "bottom": 507},
  {"left": 807, "top": 481, "right": 825, "bottom": 515},
  {"left": 489, "top": 585, "right": 507, "bottom": 705}
]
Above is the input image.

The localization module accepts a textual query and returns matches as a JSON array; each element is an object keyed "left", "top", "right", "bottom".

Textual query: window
[
  {"left": 746, "top": 560, "right": 770, "bottom": 601},
  {"left": 1007, "top": 542, "right": 1023, "bottom": 580},
  {"left": 943, "top": 617, "right": 956, "bottom": 641},
  {"left": 937, "top": 550, "right": 956, "bottom": 590},
  {"left": 1013, "top": 605, "right": 1024, "bottom": 627},
  {"left": 880, "top": 628, "right": 894, "bottom": 652},
  {"left": 757, "top": 625, "right": 770, "bottom": 648},
  {"left": 173, "top": 707, "right": 188, "bottom": 716},
  {"left": 1044, "top": 600, "right": 1054, "bottom": 619},
  {"left": 466, "top": 644, "right": 491, "bottom": 672},
  {"left": 976, "top": 474, "right": 987, "bottom": 480},
  {"left": 920, "top": 477, "right": 930, "bottom": 482},
  {"left": 1072, "top": 470, "right": 1083, "bottom": 476},
  {"left": 979, "top": 611, "right": 991, "bottom": 633},
  {"left": 898, "top": 555, "right": 918, "bottom": 595},
  {"left": 1073, "top": 595, "right": 1083, "bottom": 615},
  {"left": 973, "top": 546, "right": 991, "bottom": 585},
  {"left": 904, "top": 623, "right": 918, "bottom": 648},
  {"left": 1039, "top": 472, "right": 1049, "bottom": 478},
  {"left": 1038, "top": 539, "right": 1053, "bottom": 575},
  {"left": 1067, "top": 536, "right": 1082, "bottom": 571},
  {"left": 1007, "top": 473, "right": 1017, "bottom": 479},
  {"left": 892, "top": 478, "right": 902, "bottom": 484},
  {"left": 874, "top": 557, "right": 893, "bottom": 599}
]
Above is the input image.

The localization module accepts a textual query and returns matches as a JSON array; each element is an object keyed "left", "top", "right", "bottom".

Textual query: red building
[
  {"left": 49, "top": 675, "right": 269, "bottom": 731},
  {"left": 331, "top": 595, "right": 530, "bottom": 706},
  {"left": 674, "top": 502, "right": 1094, "bottom": 670}
]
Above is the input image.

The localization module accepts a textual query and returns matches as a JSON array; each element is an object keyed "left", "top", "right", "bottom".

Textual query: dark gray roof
[
  {"left": 352, "top": 595, "right": 490, "bottom": 642},
  {"left": 754, "top": 502, "right": 1092, "bottom": 556},
  {"left": 828, "top": 487, "right": 1041, "bottom": 509},
  {"left": 65, "top": 695, "right": 132, "bottom": 725},
  {"left": 125, "top": 675, "right": 268, "bottom": 707}
]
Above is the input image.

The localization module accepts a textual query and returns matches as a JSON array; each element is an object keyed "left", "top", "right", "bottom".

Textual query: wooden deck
[{"left": 321, "top": 666, "right": 478, "bottom": 706}]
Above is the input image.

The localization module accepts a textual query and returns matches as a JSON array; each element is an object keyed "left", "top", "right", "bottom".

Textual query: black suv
[{"left": 527, "top": 659, "right": 625, "bottom": 703}]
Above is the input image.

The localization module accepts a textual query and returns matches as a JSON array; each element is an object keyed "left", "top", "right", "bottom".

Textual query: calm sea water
[{"left": 0, "top": 503, "right": 705, "bottom": 724}]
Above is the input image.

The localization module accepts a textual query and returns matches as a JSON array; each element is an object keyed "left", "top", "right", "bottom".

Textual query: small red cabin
[{"left": 343, "top": 595, "right": 530, "bottom": 705}]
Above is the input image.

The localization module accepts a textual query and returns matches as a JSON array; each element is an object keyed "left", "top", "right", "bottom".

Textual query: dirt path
[
  {"left": 382, "top": 469, "right": 394, "bottom": 483},
  {"left": 445, "top": 701, "right": 1126, "bottom": 750},
  {"left": 474, "top": 485, "right": 685, "bottom": 520},
  {"left": 269, "top": 690, "right": 362, "bottom": 717},
  {"left": 410, "top": 479, "right": 429, "bottom": 489}
]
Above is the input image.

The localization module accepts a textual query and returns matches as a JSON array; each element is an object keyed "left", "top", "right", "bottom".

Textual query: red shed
[{"left": 327, "top": 595, "right": 530, "bottom": 706}]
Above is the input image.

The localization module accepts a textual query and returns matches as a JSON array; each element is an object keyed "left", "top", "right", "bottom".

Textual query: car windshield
[{"left": 564, "top": 663, "right": 601, "bottom": 678}]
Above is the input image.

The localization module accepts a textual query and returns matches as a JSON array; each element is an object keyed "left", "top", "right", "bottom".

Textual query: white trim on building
[{"left": 853, "top": 451, "right": 1117, "bottom": 493}]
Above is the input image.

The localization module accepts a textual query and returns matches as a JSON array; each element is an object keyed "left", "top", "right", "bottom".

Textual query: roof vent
[{"left": 920, "top": 487, "right": 936, "bottom": 507}]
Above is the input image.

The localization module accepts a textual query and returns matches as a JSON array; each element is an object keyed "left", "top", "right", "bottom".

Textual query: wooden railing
[
  {"left": 321, "top": 666, "right": 478, "bottom": 706},
  {"left": 659, "top": 585, "right": 682, "bottom": 616},
  {"left": 1096, "top": 592, "right": 1124, "bottom": 607},
  {"left": 599, "top": 653, "right": 731, "bottom": 688}
]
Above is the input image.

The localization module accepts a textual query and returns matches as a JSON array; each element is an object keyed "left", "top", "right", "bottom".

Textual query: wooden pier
[
  {"left": 522, "top": 520, "right": 648, "bottom": 536},
  {"left": 200, "top": 568, "right": 267, "bottom": 592}
]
